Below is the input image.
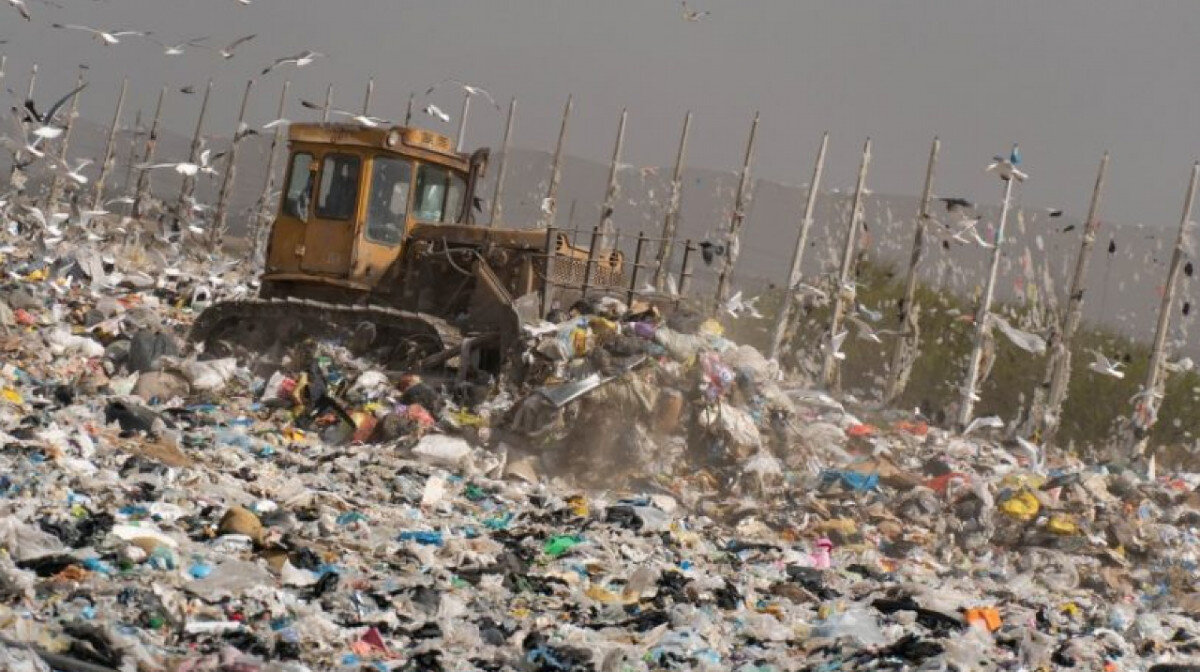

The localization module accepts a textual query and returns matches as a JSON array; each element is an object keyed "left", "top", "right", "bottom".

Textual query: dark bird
[
  {"left": 1186, "top": 262, "right": 1194, "bottom": 278},
  {"left": 698, "top": 240, "right": 725, "bottom": 266},
  {"left": 179, "top": 85, "right": 195, "bottom": 95},
  {"left": 1108, "top": 239, "right": 1116, "bottom": 254},
  {"left": 1061, "top": 224, "right": 1076, "bottom": 233},
  {"left": 1184, "top": 302, "right": 1191, "bottom": 317},
  {"left": 1047, "top": 208, "right": 1064, "bottom": 217},
  {"left": 939, "top": 197, "right": 973, "bottom": 212}
]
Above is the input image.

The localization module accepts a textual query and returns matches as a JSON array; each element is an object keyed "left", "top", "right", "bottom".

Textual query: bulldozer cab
[{"left": 263, "top": 123, "right": 481, "bottom": 292}]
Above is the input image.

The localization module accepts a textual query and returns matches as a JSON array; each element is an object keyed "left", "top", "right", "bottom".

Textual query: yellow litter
[{"left": 999, "top": 491, "right": 1040, "bottom": 522}]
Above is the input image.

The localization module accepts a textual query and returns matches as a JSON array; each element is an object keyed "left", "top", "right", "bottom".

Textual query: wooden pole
[
  {"left": 713, "top": 112, "right": 761, "bottom": 308},
  {"left": 175, "top": 78, "right": 213, "bottom": 231},
  {"left": 883, "top": 136, "right": 941, "bottom": 404},
  {"left": 958, "top": 170, "right": 1018, "bottom": 427},
  {"left": 678, "top": 239, "right": 696, "bottom": 298},
  {"left": 598, "top": 108, "right": 628, "bottom": 249},
  {"left": 45, "top": 71, "right": 85, "bottom": 211},
  {"left": 90, "top": 77, "right": 128, "bottom": 208},
  {"left": 120, "top": 108, "right": 143, "bottom": 196},
  {"left": 404, "top": 92, "right": 414, "bottom": 126},
  {"left": 653, "top": 111, "right": 692, "bottom": 290},
  {"left": 133, "top": 87, "right": 166, "bottom": 219},
  {"left": 213, "top": 79, "right": 254, "bottom": 246},
  {"left": 821, "top": 137, "right": 872, "bottom": 389},
  {"left": 488, "top": 97, "right": 516, "bottom": 227},
  {"left": 540, "top": 94, "right": 573, "bottom": 228},
  {"left": 769, "top": 131, "right": 829, "bottom": 360},
  {"left": 581, "top": 225, "right": 601, "bottom": 296},
  {"left": 627, "top": 231, "right": 647, "bottom": 306},
  {"left": 1037, "top": 152, "right": 1109, "bottom": 444},
  {"left": 362, "top": 77, "right": 374, "bottom": 115},
  {"left": 9, "top": 63, "right": 36, "bottom": 183},
  {"left": 253, "top": 80, "right": 289, "bottom": 263},
  {"left": 541, "top": 226, "right": 558, "bottom": 318},
  {"left": 455, "top": 90, "right": 471, "bottom": 153},
  {"left": 1130, "top": 162, "right": 1200, "bottom": 455},
  {"left": 321, "top": 84, "right": 333, "bottom": 123}
]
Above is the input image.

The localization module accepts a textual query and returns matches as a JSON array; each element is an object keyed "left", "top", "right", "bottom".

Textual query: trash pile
[{"left": 2, "top": 220, "right": 1200, "bottom": 671}]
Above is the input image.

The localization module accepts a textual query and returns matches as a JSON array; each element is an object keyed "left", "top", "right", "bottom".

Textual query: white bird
[
  {"left": 261, "top": 50, "right": 324, "bottom": 75},
  {"left": 681, "top": 0, "right": 711, "bottom": 21},
  {"left": 1088, "top": 351, "right": 1125, "bottom": 379},
  {"left": 300, "top": 101, "right": 390, "bottom": 128},
  {"left": 828, "top": 329, "right": 848, "bottom": 360},
  {"left": 724, "top": 291, "right": 762, "bottom": 319},
  {"left": 139, "top": 161, "right": 200, "bottom": 177},
  {"left": 262, "top": 118, "right": 291, "bottom": 130},
  {"left": 21, "top": 81, "right": 88, "bottom": 143},
  {"left": 963, "top": 415, "right": 1003, "bottom": 436},
  {"left": 52, "top": 23, "right": 150, "bottom": 46},
  {"left": 1014, "top": 436, "right": 1043, "bottom": 469},
  {"left": 950, "top": 217, "right": 993, "bottom": 248},
  {"left": 50, "top": 157, "right": 92, "bottom": 184},
  {"left": 147, "top": 36, "right": 208, "bottom": 56},
  {"left": 6, "top": 0, "right": 30, "bottom": 20},
  {"left": 1164, "top": 357, "right": 1194, "bottom": 374},
  {"left": 540, "top": 197, "right": 555, "bottom": 215},
  {"left": 423, "top": 104, "right": 450, "bottom": 123},
  {"left": 847, "top": 315, "right": 900, "bottom": 344},
  {"left": 199, "top": 34, "right": 255, "bottom": 60},
  {"left": 423, "top": 78, "right": 500, "bottom": 109}
]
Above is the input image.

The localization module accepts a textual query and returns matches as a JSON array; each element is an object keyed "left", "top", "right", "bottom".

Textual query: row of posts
[{"left": 2, "top": 58, "right": 1195, "bottom": 454}]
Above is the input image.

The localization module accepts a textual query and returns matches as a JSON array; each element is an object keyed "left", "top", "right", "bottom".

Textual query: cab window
[
  {"left": 315, "top": 154, "right": 361, "bottom": 220},
  {"left": 414, "top": 164, "right": 468, "bottom": 223},
  {"left": 283, "top": 153, "right": 314, "bottom": 220},
  {"left": 366, "top": 157, "right": 412, "bottom": 245}
]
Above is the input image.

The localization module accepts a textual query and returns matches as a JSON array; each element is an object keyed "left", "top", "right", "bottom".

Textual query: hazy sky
[{"left": 3, "top": 1, "right": 1200, "bottom": 228}]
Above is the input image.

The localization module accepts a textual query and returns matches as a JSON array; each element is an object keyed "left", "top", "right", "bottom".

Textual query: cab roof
[{"left": 287, "top": 122, "right": 470, "bottom": 172}]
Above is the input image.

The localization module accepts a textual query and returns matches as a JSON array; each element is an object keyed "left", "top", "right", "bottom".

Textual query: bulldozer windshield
[
  {"left": 413, "top": 163, "right": 466, "bottom": 223},
  {"left": 366, "top": 156, "right": 413, "bottom": 245}
]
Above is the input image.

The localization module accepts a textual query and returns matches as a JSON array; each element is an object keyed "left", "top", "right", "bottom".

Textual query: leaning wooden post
[
  {"left": 769, "top": 131, "right": 829, "bottom": 360},
  {"left": 1037, "top": 152, "right": 1110, "bottom": 444},
  {"left": 488, "top": 97, "right": 516, "bottom": 227},
  {"left": 455, "top": 90, "right": 471, "bottom": 153},
  {"left": 175, "top": 78, "right": 213, "bottom": 230},
  {"left": 540, "top": 94, "right": 573, "bottom": 228},
  {"left": 598, "top": 108, "right": 628, "bottom": 249},
  {"left": 678, "top": 239, "right": 696, "bottom": 298},
  {"left": 1130, "top": 162, "right": 1200, "bottom": 455},
  {"left": 213, "top": 79, "right": 254, "bottom": 246},
  {"left": 541, "top": 226, "right": 558, "bottom": 318},
  {"left": 626, "top": 231, "right": 647, "bottom": 306},
  {"left": 120, "top": 108, "right": 143, "bottom": 196},
  {"left": 321, "top": 84, "right": 333, "bottom": 123},
  {"left": 653, "top": 111, "right": 692, "bottom": 290},
  {"left": 45, "top": 71, "right": 85, "bottom": 211},
  {"left": 254, "top": 80, "right": 289, "bottom": 228},
  {"left": 581, "top": 225, "right": 601, "bottom": 297},
  {"left": 362, "top": 77, "right": 374, "bottom": 115},
  {"left": 9, "top": 63, "right": 36, "bottom": 183},
  {"left": 821, "top": 137, "right": 872, "bottom": 390},
  {"left": 404, "top": 92, "right": 414, "bottom": 125},
  {"left": 132, "top": 86, "right": 166, "bottom": 219},
  {"left": 713, "top": 112, "right": 761, "bottom": 309},
  {"left": 958, "top": 159, "right": 1020, "bottom": 427},
  {"left": 883, "top": 136, "right": 941, "bottom": 404},
  {"left": 90, "top": 77, "right": 128, "bottom": 208}
]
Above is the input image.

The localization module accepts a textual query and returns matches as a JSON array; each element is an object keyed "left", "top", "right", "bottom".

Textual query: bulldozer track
[{"left": 189, "top": 297, "right": 464, "bottom": 363}]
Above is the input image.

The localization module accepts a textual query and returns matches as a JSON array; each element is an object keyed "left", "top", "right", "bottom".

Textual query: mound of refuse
[{"left": 0, "top": 224, "right": 1199, "bottom": 670}]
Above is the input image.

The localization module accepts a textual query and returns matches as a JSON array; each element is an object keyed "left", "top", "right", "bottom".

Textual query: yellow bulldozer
[{"left": 189, "top": 122, "right": 628, "bottom": 374}]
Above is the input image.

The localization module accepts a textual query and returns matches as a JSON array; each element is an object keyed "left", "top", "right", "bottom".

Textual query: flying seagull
[
  {"left": 52, "top": 24, "right": 150, "bottom": 46},
  {"left": 261, "top": 50, "right": 324, "bottom": 75},
  {"left": 299, "top": 100, "right": 390, "bottom": 127},
  {"left": 1088, "top": 350, "right": 1125, "bottom": 379},
  {"left": 23, "top": 81, "right": 88, "bottom": 141},
  {"left": 828, "top": 329, "right": 848, "bottom": 361},
  {"left": 724, "top": 291, "right": 763, "bottom": 319},
  {"left": 198, "top": 34, "right": 256, "bottom": 60},
  {"left": 147, "top": 36, "right": 208, "bottom": 56},
  {"left": 950, "top": 217, "right": 992, "bottom": 248},
  {"left": 681, "top": 0, "right": 711, "bottom": 21},
  {"left": 423, "top": 104, "right": 450, "bottom": 123},
  {"left": 6, "top": 0, "right": 30, "bottom": 21},
  {"left": 987, "top": 143, "right": 1028, "bottom": 182},
  {"left": 939, "top": 197, "right": 974, "bottom": 212},
  {"left": 963, "top": 415, "right": 1003, "bottom": 437},
  {"left": 423, "top": 78, "right": 499, "bottom": 110}
]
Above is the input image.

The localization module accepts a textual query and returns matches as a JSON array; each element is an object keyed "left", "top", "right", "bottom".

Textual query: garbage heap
[{"left": 0, "top": 222, "right": 1199, "bottom": 671}]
